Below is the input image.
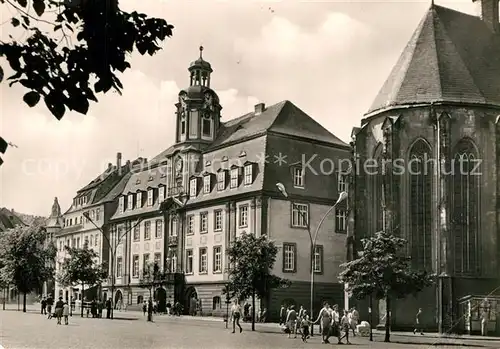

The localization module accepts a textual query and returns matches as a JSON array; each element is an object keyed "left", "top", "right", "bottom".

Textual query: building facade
[
  {"left": 350, "top": 2, "right": 500, "bottom": 334},
  {"left": 54, "top": 154, "right": 131, "bottom": 305},
  {"left": 106, "top": 47, "right": 351, "bottom": 319}
]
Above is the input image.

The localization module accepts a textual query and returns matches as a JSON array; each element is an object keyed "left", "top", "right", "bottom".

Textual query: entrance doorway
[
  {"left": 156, "top": 288, "right": 167, "bottom": 313},
  {"left": 184, "top": 286, "right": 198, "bottom": 315},
  {"left": 114, "top": 290, "right": 123, "bottom": 310}
]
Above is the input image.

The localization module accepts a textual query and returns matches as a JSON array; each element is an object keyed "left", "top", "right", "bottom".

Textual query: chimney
[
  {"left": 116, "top": 152, "right": 122, "bottom": 168},
  {"left": 254, "top": 103, "right": 266, "bottom": 114},
  {"left": 473, "top": 0, "right": 499, "bottom": 32}
]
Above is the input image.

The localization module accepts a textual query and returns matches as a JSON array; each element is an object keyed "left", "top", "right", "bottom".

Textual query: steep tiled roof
[
  {"left": 208, "top": 100, "right": 347, "bottom": 150},
  {"left": 0, "top": 208, "right": 26, "bottom": 232},
  {"left": 367, "top": 5, "right": 500, "bottom": 115}
]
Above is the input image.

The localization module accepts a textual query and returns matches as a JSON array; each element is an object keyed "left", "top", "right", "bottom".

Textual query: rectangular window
[
  {"left": 230, "top": 168, "right": 239, "bottom": 188},
  {"left": 159, "top": 186, "right": 165, "bottom": 202},
  {"left": 84, "top": 236, "right": 89, "bottom": 246},
  {"left": 238, "top": 205, "right": 248, "bottom": 228},
  {"left": 199, "top": 247, "right": 208, "bottom": 273},
  {"left": 119, "top": 196, "right": 124, "bottom": 213},
  {"left": 335, "top": 209, "right": 347, "bottom": 233},
  {"left": 90, "top": 235, "right": 94, "bottom": 247},
  {"left": 203, "top": 175, "right": 211, "bottom": 194},
  {"left": 154, "top": 253, "right": 161, "bottom": 266},
  {"left": 217, "top": 171, "right": 225, "bottom": 191},
  {"left": 313, "top": 245, "right": 323, "bottom": 273},
  {"left": 283, "top": 243, "right": 296, "bottom": 272},
  {"left": 170, "top": 218, "right": 178, "bottom": 237},
  {"left": 95, "top": 234, "right": 99, "bottom": 247},
  {"left": 116, "top": 257, "right": 123, "bottom": 277},
  {"left": 143, "top": 253, "right": 150, "bottom": 270},
  {"left": 200, "top": 212, "right": 208, "bottom": 233},
  {"left": 244, "top": 164, "right": 253, "bottom": 185},
  {"left": 190, "top": 179, "right": 197, "bottom": 197},
  {"left": 293, "top": 167, "right": 304, "bottom": 188},
  {"left": 155, "top": 220, "right": 163, "bottom": 239},
  {"left": 133, "top": 224, "right": 140, "bottom": 241},
  {"left": 185, "top": 249, "right": 193, "bottom": 274},
  {"left": 147, "top": 189, "right": 154, "bottom": 206},
  {"left": 136, "top": 192, "right": 142, "bottom": 208},
  {"left": 187, "top": 215, "right": 194, "bottom": 235},
  {"left": 292, "top": 203, "right": 308, "bottom": 227},
  {"left": 144, "top": 221, "right": 151, "bottom": 240},
  {"left": 170, "top": 252, "right": 177, "bottom": 272},
  {"left": 338, "top": 174, "right": 347, "bottom": 192},
  {"left": 132, "top": 255, "right": 139, "bottom": 277},
  {"left": 95, "top": 208, "right": 100, "bottom": 221},
  {"left": 77, "top": 237, "right": 80, "bottom": 248},
  {"left": 214, "top": 210, "right": 223, "bottom": 231},
  {"left": 213, "top": 246, "right": 222, "bottom": 273},
  {"left": 127, "top": 194, "right": 134, "bottom": 210}
]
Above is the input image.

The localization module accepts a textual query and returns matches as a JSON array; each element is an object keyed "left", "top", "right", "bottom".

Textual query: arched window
[
  {"left": 212, "top": 296, "right": 221, "bottom": 310},
  {"left": 452, "top": 139, "right": 480, "bottom": 275},
  {"left": 137, "top": 295, "right": 144, "bottom": 304},
  {"left": 409, "top": 139, "right": 432, "bottom": 270},
  {"left": 371, "top": 144, "right": 384, "bottom": 234}
]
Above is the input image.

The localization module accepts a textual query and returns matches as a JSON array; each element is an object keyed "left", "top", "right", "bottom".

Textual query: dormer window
[
  {"left": 230, "top": 167, "right": 239, "bottom": 189},
  {"left": 136, "top": 191, "right": 142, "bottom": 208},
  {"left": 136, "top": 179, "right": 141, "bottom": 185},
  {"left": 244, "top": 162, "right": 254, "bottom": 185},
  {"left": 119, "top": 196, "right": 124, "bottom": 213},
  {"left": 147, "top": 189, "right": 153, "bottom": 206},
  {"left": 127, "top": 194, "right": 134, "bottom": 210},
  {"left": 203, "top": 174, "right": 211, "bottom": 194},
  {"left": 293, "top": 166, "right": 304, "bottom": 188},
  {"left": 148, "top": 176, "right": 154, "bottom": 181},
  {"left": 190, "top": 178, "right": 198, "bottom": 197},
  {"left": 217, "top": 170, "right": 226, "bottom": 191},
  {"left": 159, "top": 186, "right": 165, "bottom": 202}
]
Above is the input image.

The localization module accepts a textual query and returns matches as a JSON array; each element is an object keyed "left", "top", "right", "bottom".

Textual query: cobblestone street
[{"left": 2, "top": 307, "right": 500, "bottom": 349}]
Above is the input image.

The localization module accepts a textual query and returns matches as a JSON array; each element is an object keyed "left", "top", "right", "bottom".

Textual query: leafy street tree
[
  {"left": 0, "top": 224, "right": 56, "bottom": 312},
  {"left": 57, "top": 244, "right": 107, "bottom": 317},
  {"left": 339, "top": 231, "right": 435, "bottom": 342},
  {"left": 226, "top": 233, "right": 290, "bottom": 331},
  {"left": 138, "top": 262, "right": 168, "bottom": 301},
  {"left": 0, "top": 0, "right": 174, "bottom": 164}
]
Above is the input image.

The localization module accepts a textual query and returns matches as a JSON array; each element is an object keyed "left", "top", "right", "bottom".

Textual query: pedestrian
[
  {"left": 481, "top": 306, "right": 489, "bottom": 336},
  {"left": 41, "top": 297, "right": 47, "bottom": 315},
  {"left": 332, "top": 304, "right": 342, "bottom": 344},
  {"left": 340, "top": 309, "right": 352, "bottom": 344},
  {"left": 279, "top": 304, "right": 287, "bottom": 326},
  {"left": 91, "top": 299, "right": 97, "bottom": 318},
  {"left": 54, "top": 297, "right": 64, "bottom": 325},
  {"left": 300, "top": 310, "right": 312, "bottom": 342},
  {"left": 286, "top": 305, "right": 297, "bottom": 339},
  {"left": 413, "top": 308, "right": 424, "bottom": 335},
  {"left": 63, "top": 302, "right": 70, "bottom": 325},
  {"left": 142, "top": 302, "right": 147, "bottom": 316},
  {"left": 105, "top": 299, "right": 111, "bottom": 319},
  {"left": 314, "top": 301, "right": 332, "bottom": 344},
  {"left": 350, "top": 307, "right": 359, "bottom": 336},
  {"left": 231, "top": 300, "right": 243, "bottom": 333},
  {"left": 147, "top": 298, "right": 153, "bottom": 322},
  {"left": 46, "top": 295, "right": 54, "bottom": 319},
  {"left": 166, "top": 300, "right": 172, "bottom": 315},
  {"left": 98, "top": 300, "right": 103, "bottom": 318},
  {"left": 260, "top": 307, "right": 267, "bottom": 323}
]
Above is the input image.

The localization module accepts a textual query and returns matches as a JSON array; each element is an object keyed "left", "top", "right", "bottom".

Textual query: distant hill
[{"left": 0, "top": 207, "right": 46, "bottom": 232}]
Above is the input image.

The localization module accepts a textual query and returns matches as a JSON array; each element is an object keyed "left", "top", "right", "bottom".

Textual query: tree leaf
[
  {"left": 16, "top": 0, "right": 28, "bottom": 7},
  {"left": 0, "top": 65, "right": 3, "bottom": 83},
  {"left": 44, "top": 93, "right": 66, "bottom": 120},
  {"left": 32, "top": 0, "right": 46, "bottom": 16},
  {"left": 23, "top": 91, "right": 41, "bottom": 107},
  {"left": 11, "top": 18, "right": 20, "bottom": 27}
]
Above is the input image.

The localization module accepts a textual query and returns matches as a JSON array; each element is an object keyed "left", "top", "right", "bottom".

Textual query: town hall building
[{"left": 349, "top": 1, "right": 500, "bottom": 334}]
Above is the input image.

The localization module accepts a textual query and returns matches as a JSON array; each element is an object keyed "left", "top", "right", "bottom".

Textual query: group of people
[
  {"left": 41, "top": 296, "right": 70, "bottom": 325},
  {"left": 280, "top": 303, "right": 359, "bottom": 344},
  {"left": 242, "top": 303, "right": 267, "bottom": 323}
]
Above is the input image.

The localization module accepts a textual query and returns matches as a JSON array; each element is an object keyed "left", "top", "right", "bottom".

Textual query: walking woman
[
  {"left": 314, "top": 301, "right": 332, "bottom": 344},
  {"left": 231, "top": 300, "right": 243, "bottom": 333}
]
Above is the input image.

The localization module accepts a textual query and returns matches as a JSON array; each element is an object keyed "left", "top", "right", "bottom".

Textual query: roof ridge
[{"left": 429, "top": 6, "right": 444, "bottom": 102}]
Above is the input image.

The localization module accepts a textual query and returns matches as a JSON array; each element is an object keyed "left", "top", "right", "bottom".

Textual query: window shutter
[{"left": 282, "top": 244, "right": 286, "bottom": 273}]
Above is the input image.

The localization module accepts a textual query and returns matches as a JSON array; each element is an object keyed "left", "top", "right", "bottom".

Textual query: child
[
  {"left": 340, "top": 309, "right": 351, "bottom": 344},
  {"left": 300, "top": 310, "right": 312, "bottom": 342},
  {"left": 62, "top": 302, "right": 70, "bottom": 325}
]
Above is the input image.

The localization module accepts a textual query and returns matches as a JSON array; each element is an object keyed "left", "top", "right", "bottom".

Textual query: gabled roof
[
  {"left": 367, "top": 4, "right": 500, "bottom": 116},
  {"left": 207, "top": 100, "right": 348, "bottom": 150}
]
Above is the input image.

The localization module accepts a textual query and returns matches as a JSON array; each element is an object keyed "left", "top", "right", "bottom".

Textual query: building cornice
[{"left": 266, "top": 130, "right": 350, "bottom": 151}]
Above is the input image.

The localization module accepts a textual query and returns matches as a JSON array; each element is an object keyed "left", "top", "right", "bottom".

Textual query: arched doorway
[
  {"left": 155, "top": 288, "right": 167, "bottom": 313},
  {"left": 114, "top": 290, "right": 123, "bottom": 310},
  {"left": 184, "top": 286, "right": 198, "bottom": 316}
]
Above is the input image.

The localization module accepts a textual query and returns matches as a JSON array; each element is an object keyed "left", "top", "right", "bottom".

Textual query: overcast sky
[{"left": 0, "top": 0, "right": 477, "bottom": 216}]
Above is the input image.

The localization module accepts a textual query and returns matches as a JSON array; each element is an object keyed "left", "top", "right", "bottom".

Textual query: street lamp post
[
  {"left": 83, "top": 212, "right": 143, "bottom": 320},
  {"left": 276, "top": 183, "right": 348, "bottom": 337}
]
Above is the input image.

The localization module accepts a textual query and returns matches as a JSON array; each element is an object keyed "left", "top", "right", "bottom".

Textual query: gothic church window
[
  {"left": 371, "top": 144, "right": 384, "bottom": 235},
  {"left": 408, "top": 139, "right": 432, "bottom": 270},
  {"left": 452, "top": 139, "right": 479, "bottom": 275}
]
